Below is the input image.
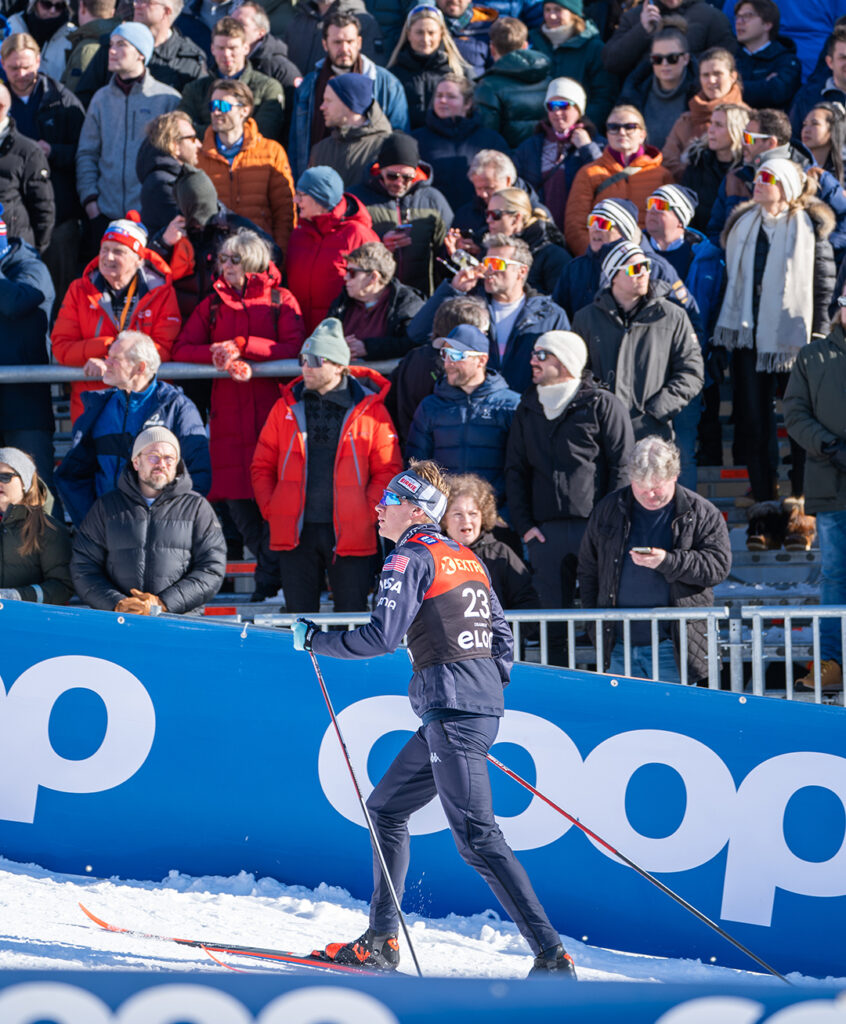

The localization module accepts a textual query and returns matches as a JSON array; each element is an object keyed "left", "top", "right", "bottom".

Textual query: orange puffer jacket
[{"left": 251, "top": 365, "right": 402, "bottom": 556}]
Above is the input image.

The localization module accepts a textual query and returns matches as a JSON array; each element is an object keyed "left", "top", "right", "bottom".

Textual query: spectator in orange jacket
[
  {"left": 51, "top": 211, "right": 181, "bottom": 423},
  {"left": 197, "top": 79, "right": 296, "bottom": 258},
  {"left": 251, "top": 316, "right": 402, "bottom": 613}
]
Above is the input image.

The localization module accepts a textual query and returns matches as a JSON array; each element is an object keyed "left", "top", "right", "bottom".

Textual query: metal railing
[{"left": 0, "top": 360, "right": 398, "bottom": 384}]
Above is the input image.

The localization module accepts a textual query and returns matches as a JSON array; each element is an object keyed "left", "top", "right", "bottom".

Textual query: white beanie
[
  {"left": 545, "top": 77, "right": 586, "bottom": 116},
  {"left": 757, "top": 157, "right": 805, "bottom": 203},
  {"left": 534, "top": 330, "right": 588, "bottom": 379}
]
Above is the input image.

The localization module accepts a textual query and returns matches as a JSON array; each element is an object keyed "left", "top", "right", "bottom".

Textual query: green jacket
[
  {"left": 178, "top": 62, "right": 285, "bottom": 143},
  {"left": 529, "top": 20, "right": 618, "bottom": 128},
  {"left": 0, "top": 505, "right": 73, "bottom": 605},
  {"left": 475, "top": 49, "right": 551, "bottom": 149},
  {"left": 784, "top": 323, "right": 846, "bottom": 515},
  {"left": 61, "top": 17, "right": 121, "bottom": 95}
]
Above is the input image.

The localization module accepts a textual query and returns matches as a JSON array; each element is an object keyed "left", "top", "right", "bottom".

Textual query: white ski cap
[{"left": 387, "top": 468, "right": 448, "bottom": 523}]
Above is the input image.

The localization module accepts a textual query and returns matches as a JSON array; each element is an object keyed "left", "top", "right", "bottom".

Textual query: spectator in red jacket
[
  {"left": 174, "top": 227, "right": 305, "bottom": 601},
  {"left": 285, "top": 165, "right": 380, "bottom": 332},
  {"left": 251, "top": 317, "right": 402, "bottom": 613}
]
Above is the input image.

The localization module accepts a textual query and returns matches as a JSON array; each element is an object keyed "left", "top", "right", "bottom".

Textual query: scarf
[
  {"left": 537, "top": 379, "right": 581, "bottom": 420},
  {"left": 713, "top": 204, "right": 816, "bottom": 372},
  {"left": 541, "top": 23, "right": 576, "bottom": 46},
  {"left": 687, "top": 83, "right": 745, "bottom": 134}
]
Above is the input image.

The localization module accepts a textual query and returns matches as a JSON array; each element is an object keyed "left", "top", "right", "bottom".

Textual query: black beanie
[
  {"left": 378, "top": 132, "right": 420, "bottom": 169},
  {"left": 174, "top": 165, "right": 219, "bottom": 229}
]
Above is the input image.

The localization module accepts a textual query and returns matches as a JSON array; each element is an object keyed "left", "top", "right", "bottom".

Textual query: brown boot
[
  {"left": 746, "top": 501, "right": 787, "bottom": 550},
  {"left": 796, "top": 659, "right": 843, "bottom": 692},
  {"left": 783, "top": 499, "right": 816, "bottom": 551}
]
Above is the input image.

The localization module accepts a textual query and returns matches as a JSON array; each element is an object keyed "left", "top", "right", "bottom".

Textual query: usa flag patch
[{"left": 384, "top": 554, "right": 410, "bottom": 574}]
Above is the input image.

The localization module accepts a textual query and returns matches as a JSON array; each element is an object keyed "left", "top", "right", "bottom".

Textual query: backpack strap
[{"left": 594, "top": 165, "right": 643, "bottom": 197}]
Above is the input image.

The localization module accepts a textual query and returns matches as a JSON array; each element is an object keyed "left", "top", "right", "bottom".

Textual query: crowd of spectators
[{"left": 0, "top": 0, "right": 842, "bottom": 686}]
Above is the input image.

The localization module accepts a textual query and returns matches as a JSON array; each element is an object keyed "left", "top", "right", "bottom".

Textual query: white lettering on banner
[
  {"left": 317, "top": 699, "right": 846, "bottom": 926},
  {"left": 656, "top": 998, "right": 846, "bottom": 1024},
  {"left": 0, "top": 656, "right": 156, "bottom": 823}
]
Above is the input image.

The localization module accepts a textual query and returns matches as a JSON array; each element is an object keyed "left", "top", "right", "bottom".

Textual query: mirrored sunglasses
[
  {"left": 742, "top": 130, "right": 770, "bottom": 144},
  {"left": 440, "top": 346, "right": 472, "bottom": 362},
  {"left": 378, "top": 490, "right": 404, "bottom": 506},
  {"left": 298, "top": 353, "right": 325, "bottom": 367},
  {"left": 383, "top": 170, "right": 416, "bottom": 182},
  {"left": 755, "top": 169, "right": 779, "bottom": 186},
  {"left": 587, "top": 214, "right": 615, "bottom": 231},
  {"left": 209, "top": 99, "right": 242, "bottom": 113},
  {"left": 483, "top": 256, "right": 524, "bottom": 272},
  {"left": 624, "top": 261, "right": 651, "bottom": 277},
  {"left": 546, "top": 99, "right": 572, "bottom": 111},
  {"left": 144, "top": 454, "right": 177, "bottom": 466},
  {"left": 646, "top": 196, "right": 671, "bottom": 211},
  {"left": 531, "top": 349, "right": 552, "bottom": 361}
]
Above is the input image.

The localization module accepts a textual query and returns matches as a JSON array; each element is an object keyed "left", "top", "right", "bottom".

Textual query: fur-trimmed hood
[{"left": 721, "top": 194, "right": 836, "bottom": 250}]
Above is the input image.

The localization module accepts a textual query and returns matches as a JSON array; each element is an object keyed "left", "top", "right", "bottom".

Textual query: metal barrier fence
[{"left": 0, "top": 360, "right": 398, "bottom": 383}]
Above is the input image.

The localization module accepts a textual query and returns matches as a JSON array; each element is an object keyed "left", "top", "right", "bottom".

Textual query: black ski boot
[
  {"left": 528, "top": 944, "right": 577, "bottom": 978},
  {"left": 321, "top": 929, "right": 400, "bottom": 971}
]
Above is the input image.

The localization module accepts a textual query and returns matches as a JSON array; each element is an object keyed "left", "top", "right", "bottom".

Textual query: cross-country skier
[{"left": 292, "top": 458, "right": 577, "bottom": 978}]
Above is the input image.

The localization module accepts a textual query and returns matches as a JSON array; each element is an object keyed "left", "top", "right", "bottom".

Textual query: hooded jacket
[
  {"left": 328, "top": 276, "right": 425, "bottom": 360},
  {"left": 520, "top": 217, "right": 571, "bottom": 295},
  {"left": 390, "top": 44, "right": 455, "bottom": 131},
  {"left": 251, "top": 365, "right": 402, "bottom": 555},
  {"left": 528, "top": 19, "right": 617, "bottom": 127},
  {"left": 308, "top": 99, "right": 393, "bottom": 189},
  {"left": 173, "top": 263, "right": 305, "bottom": 502},
  {"left": 0, "top": 504, "right": 73, "bottom": 605},
  {"left": 178, "top": 62, "right": 285, "bottom": 143},
  {"left": 71, "top": 464, "right": 227, "bottom": 613},
  {"left": 475, "top": 48, "right": 552, "bottom": 148},
  {"left": 286, "top": 192, "right": 380, "bottom": 331},
  {"left": 0, "top": 118, "right": 55, "bottom": 252}
]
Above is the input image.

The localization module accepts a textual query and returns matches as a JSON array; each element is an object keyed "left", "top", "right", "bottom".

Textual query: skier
[{"left": 292, "top": 458, "right": 577, "bottom": 978}]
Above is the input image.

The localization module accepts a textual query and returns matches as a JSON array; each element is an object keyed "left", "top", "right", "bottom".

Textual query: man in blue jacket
[
  {"left": 292, "top": 460, "right": 576, "bottom": 978},
  {"left": 732, "top": 0, "right": 802, "bottom": 111}
]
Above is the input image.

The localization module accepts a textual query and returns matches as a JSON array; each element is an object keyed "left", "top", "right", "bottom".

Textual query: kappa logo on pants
[{"left": 430, "top": 752, "right": 441, "bottom": 764}]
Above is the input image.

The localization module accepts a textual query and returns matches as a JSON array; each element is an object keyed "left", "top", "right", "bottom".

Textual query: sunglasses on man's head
[
  {"left": 298, "top": 353, "right": 326, "bottom": 367},
  {"left": 650, "top": 52, "right": 685, "bottom": 65},
  {"left": 755, "top": 169, "right": 780, "bottom": 186},
  {"left": 0, "top": 472, "right": 20, "bottom": 484},
  {"left": 587, "top": 214, "right": 615, "bottom": 231},
  {"left": 606, "top": 122, "right": 641, "bottom": 133},
  {"left": 646, "top": 196, "right": 671, "bottom": 211},
  {"left": 546, "top": 99, "right": 573, "bottom": 112},
  {"left": 209, "top": 99, "right": 242, "bottom": 113},
  {"left": 742, "top": 130, "right": 770, "bottom": 144}
]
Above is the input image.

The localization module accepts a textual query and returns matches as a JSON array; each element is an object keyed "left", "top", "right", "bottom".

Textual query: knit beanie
[
  {"left": 296, "top": 166, "right": 345, "bottom": 211},
  {"left": 327, "top": 73, "right": 373, "bottom": 116},
  {"left": 757, "top": 157, "right": 805, "bottom": 203},
  {"left": 131, "top": 427, "right": 181, "bottom": 461},
  {"left": 0, "top": 448, "right": 35, "bottom": 492},
  {"left": 650, "top": 185, "right": 698, "bottom": 227},
  {"left": 545, "top": 77, "right": 587, "bottom": 115},
  {"left": 301, "top": 318, "right": 351, "bottom": 365},
  {"left": 534, "top": 330, "right": 587, "bottom": 379},
  {"left": 102, "top": 210, "right": 148, "bottom": 255},
  {"left": 0, "top": 204, "right": 9, "bottom": 258},
  {"left": 174, "top": 165, "right": 219, "bottom": 228},
  {"left": 590, "top": 198, "right": 639, "bottom": 240},
  {"left": 111, "top": 22, "right": 155, "bottom": 64},
  {"left": 543, "top": 0, "right": 584, "bottom": 15},
  {"left": 602, "top": 240, "right": 648, "bottom": 281},
  {"left": 378, "top": 132, "right": 420, "bottom": 169}
]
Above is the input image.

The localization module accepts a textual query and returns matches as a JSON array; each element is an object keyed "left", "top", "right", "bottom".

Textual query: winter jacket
[
  {"left": 0, "top": 119, "right": 55, "bottom": 252},
  {"left": 51, "top": 251, "right": 182, "bottom": 422},
  {"left": 578, "top": 482, "right": 732, "bottom": 681},
  {"left": 408, "top": 280, "right": 570, "bottom": 394},
  {"left": 0, "top": 504, "right": 72, "bottom": 605},
  {"left": 680, "top": 141, "right": 734, "bottom": 234},
  {"left": 249, "top": 31, "right": 302, "bottom": 135},
  {"left": 285, "top": 0, "right": 383, "bottom": 75},
  {"left": 564, "top": 145, "right": 675, "bottom": 255},
  {"left": 173, "top": 264, "right": 305, "bottom": 502},
  {"left": 350, "top": 161, "right": 453, "bottom": 294},
  {"left": 251, "top": 365, "right": 402, "bottom": 555},
  {"left": 736, "top": 37, "right": 802, "bottom": 112},
  {"left": 505, "top": 376, "right": 634, "bottom": 534},
  {"left": 572, "top": 282, "right": 704, "bottom": 438},
  {"left": 470, "top": 530, "right": 537, "bottom": 610},
  {"left": 197, "top": 118, "right": 296, "bottom": 256},
  {"left": 328, "top": 277, "right": 425, "bottom": 359},
  {"left": 784, "top": 324, "right": 846, "bottom": 516},
  {"left": 136, "top": 138, "right": 183, "bottom": 236},
  {"left": 61, "top": 16, "right": 120, "bottom": 95},
  {"left": 308, "top": 100, "right": 393, "bottom": 189},
  {"left": 286, "top": 192, "right": 380, "bottom": 331},
  {"left": 7, "top": 5, "right": 73, "bottom": 81},
  {"left": 514, "top": 121, "right": 603, "bottom": 229},
  {"left": 384, "top": 341, "right": 442, "bottom": 447},
  {"left": 406, "top": 370, "right": 520, "bottom": 502},
  {"left": 445, "top": 4, "right": 498, "bottom": 79},
  {"left": 618, "top": 61, "right": 698, "bottom": 130},
  {"left": 0, "top": 239, "right": 55, "bottom": 432},
  {"left": 71, "top": 464, "right": 227, "bottom": 613},
  {"left": 76, "top": 72, "right": 180, "bottom": 219},
  {"left": 661, "top": 86, "right": 746, "bottom": 180},
  {"left": 413, "top": 108, "right": 509, "bottom": 211},
  {"left": 389, "top": 44, "right": 456, "bottom": 131},
  {"left": 528, "top": 20, "right": 616, "bottom": 127},
  {"left": 603, "top": 0, "right": 736, "bottom": 81},
  {"left": 475, "top": 48, "right": 551, "bottom": 148},
  {"left": 520, "top": 217, "right": 571, "bottom": 294},
  {"left": 179, "top": 62, "right": 284, "bottom": 142},
  {"left": 290, "top": 55, "right": 409, "bottom": 179},
  {"left": 55, "top": 379, "right": 211, "bottom": 527},
  {"left": 791, "top": 77, "right": 846, "bottom": 140},
  {"left": 452, "top": 173, "right": 544, "bottom": 243},
  {"left": 311, "top": 521, "right": 512, "bottom": 720}
]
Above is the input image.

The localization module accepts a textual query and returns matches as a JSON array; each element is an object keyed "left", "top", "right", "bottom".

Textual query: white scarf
[
  {"left": 713, "top": 203, "right": 816, "bottom": 373},
  {"left": 541, "top": 23, "right": 576, "bottom": 46},
  {"left": 538, "top": 379, "right": 580, "bottom": 420}
]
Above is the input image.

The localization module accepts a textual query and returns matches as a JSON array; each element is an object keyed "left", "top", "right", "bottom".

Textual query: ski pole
[
  {"left": 485, "top": 752, "right": 790, "bottom": 985},
  {"left": 306, "top": 648, "right": 424, "bottom": 978}
]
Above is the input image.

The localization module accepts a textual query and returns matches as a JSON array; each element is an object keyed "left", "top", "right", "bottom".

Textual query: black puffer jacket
[
  {"left": 390, "top": 45, "right": 455, "bottom": 131},
  {"left": 0, "top": 504, "right": 73, "bottom": 605},
  {"left": 0, "top": 120, "right": 55, "bottom": 252},
  {"left": 680, "top": 141, "right": 733, "bottom": 235},
  {"left": 328, "top": 277, "right": 425, "bottom": 359},
  {"left": 520, "top": 217, "right": 571, "bottom": 295},
  {"left": 384, "top": 341, "right": 441, "bottom": 448},
  {"left": 470, "top": 530, "right": 537, "bottom": 610},
  {"left": 70, "top": 465, "right": 226, "bottom": 613},
  {"left": 136, "top": 138, "right": 182, "bottom": 236},
  {"left": 475, "top": 48, "right": 551, "bottom": 148},
  {"left": 578, "top": 483, "right": 732, "bottom": 681}
]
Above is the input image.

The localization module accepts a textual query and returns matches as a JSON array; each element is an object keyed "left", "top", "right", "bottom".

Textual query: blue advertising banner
[{"left": 0, "top": 603, "right": 843, "bottom": 978}]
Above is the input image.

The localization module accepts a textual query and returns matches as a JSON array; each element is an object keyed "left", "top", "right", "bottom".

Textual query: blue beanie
[
  {"left": 327, "top": 73, "right": 373, "bottom": 116},
  {"left": 297, "top": 166, "right": 345, "bottom": 211},
  {"left": 111, "top": 22, "right": 155, "bottom": 64}
]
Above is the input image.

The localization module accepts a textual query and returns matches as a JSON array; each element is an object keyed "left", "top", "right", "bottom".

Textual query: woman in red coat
[
  {"left": 286, "top": 166, "right": 379, "bottom": 333},
  {"left": 173, "top": 228, "right": 306, "bottom": 600}
]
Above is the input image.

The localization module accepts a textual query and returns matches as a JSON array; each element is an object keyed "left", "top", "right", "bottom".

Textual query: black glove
[
  {"left": 292, "top": 617, "right": 318, "bottom": 651},
  {"left": 707, "top": 345, "right": 731, "bottom": 384},
  {"left": 824, "top": 440, "right": 846, "bottom": 473}
]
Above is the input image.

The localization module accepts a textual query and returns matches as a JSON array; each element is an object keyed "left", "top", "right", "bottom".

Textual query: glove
[
  {"left": 0, "top": 588, "right": 21, "bottom": 600},
  {"left": 707, "top": 345, "right": 731, "bottom": 384},
  {"left": 227, "top": 358, "right": 253, "bottom": 381},
  {"left": 292, "top": 617, "right": 318, "bottom": 651},
  {"left": 210, "top": 340, "right": 241, "bottom": 371}
]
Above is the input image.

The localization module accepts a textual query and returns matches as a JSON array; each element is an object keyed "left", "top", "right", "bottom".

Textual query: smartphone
[
  {"left": 631, "top": 547, "right": 653, "bottom": 554},
  {"left": 395, "top": 222, "right": 414, "bottom": 234}
]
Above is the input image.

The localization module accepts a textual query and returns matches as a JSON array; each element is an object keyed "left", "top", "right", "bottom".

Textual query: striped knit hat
[
  {"left": 102, "top": 210, "right": 148, "bottom": 255},
  {"left": 649, "top": 185, "right": 698, "bottom": 227},
  {"left": 601, "top": 240, "right": 649, "bottom": 282},
  {"left": 589, "top": 198, "right": 639, "bottom": 240}
]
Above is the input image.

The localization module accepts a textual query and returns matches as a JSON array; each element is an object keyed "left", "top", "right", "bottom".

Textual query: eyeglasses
[
  {"left": 531, "top": 349, "right": 552, "bottom": 361},
  {"left": 383, "top": 170, "right": 416, "bottom": 182},
  {"left": 733, "top": 9, "right": 757, "bottom": 20},
  {"left": 0, "top": 471, "right": 20, "bottom": 484},
  {"left": 378, "top": 489, "right": 404, "bottom": 506},
  {"left": 606, "top": 122, "right": 642, "bottom": 134},
  {"left": 755, "top": 169, "right": 779, "bottom": 186},
  {"left": 742, "top": 129, "right": 771, "bottom": 144},
  {"left": 587, "top": 214, "right": 615, "bottom": 231},
  {"left": 344, "top": 266, "right": 368, "bottom": 277},
  {"left": 482, "top": 255, "right": 525, "bottom": 272},
  {"left": 298, "top": 353, "right": 326, "bottom": 367},
  {"left": 646, "top": 196, "right": 671, "bottom": 211},
  {"left": 650, "top": 52, "right": 686, "bottom": 65},
  {"left": 485, "top": 208, "right": 517, "bottom": 221},
  {"left": 546, "top": 99, "right": 573, "bottom": 111},
  {"left": 144, "top": 454, "right": 177, "bottom": 466},
  {"left": 218, "top": 253, "right": 241, "bottom": 265},
  {"left": 209, "top": 99, "right": 243, "bottom": 113},
  {"left": 440, "top": 346, "right": 474, "bottom": 362},
  {"left": 623, "top": 261, "right": 651, "bottom": 277}
]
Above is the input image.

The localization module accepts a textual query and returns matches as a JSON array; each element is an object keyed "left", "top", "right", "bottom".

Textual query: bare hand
[
  {"left": 640, "top": 0, "right": 661, "bottom": 33},
  {"left": 629, "top": 547, "right": 667, "bottom": 569},
  {"left": 382, "top": 229, "right": 412, "bottom": 251},
  {"left": 347, "top": 334, "right": 366, "bottom": 359},
  {"left": 83, "top": 357, "right": 107, "bottom": 378},
  {"left": 115, "top": 596, "right": 147, "bottom": 615},
  {"left": 162, "top": 214, "right": 187, "bottom": 247},
  {"left": 444, "top": 228, "right": 461, "bottom": 257},
  {"left": 452, "top": 264, "right": 484, "bottom": 293},
  {"left": 85, "top": 199, "right": 100, "bottom": 220},
  {"left": 523, "top": 526, "right": 546, "bottom": 544},
  {"left": 455, "top": 237, "right": 481, "bottom": 255},
  {"left": 36, "top": 139, "right": 51, "bottom": 157},
  {"left": 570, "top": 127, "right": 591, "bottom": 149}
]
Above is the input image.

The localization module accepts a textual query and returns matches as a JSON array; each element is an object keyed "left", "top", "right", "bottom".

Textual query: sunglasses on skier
[{"left": 378, "top": 490, "right": 404, "bottom": 506}]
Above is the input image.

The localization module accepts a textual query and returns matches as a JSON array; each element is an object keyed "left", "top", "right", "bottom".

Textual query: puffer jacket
[
  {"left": 350, "top": 160, "right": 453, "bottom": 295},
  {"left": 519, "top": 217, "right": 571, "bottom": 295},
  {"left": 445, "top": 4, "right": 498, "bottom": 79},
  {"left": 578, "top": 483, "right": 731, "bottom": 681},
  {"left": 7, "top": 4, "right": 73, "bottom": 81},
  {"left": 197, "top": 118, "right": 296, "bottom": 256},
  {"left": 251, "top": 365, "right": 402, "bottom": 555},
  {"left": 328, "top": 277, "right": 425, "bottom": 359},
  {"left": 405, "top": 369, "right": 520, "bottom": 502},
  {"left": 51, "top": 251, "right": 182, "bottom": 423},
  {"left": 564, "top": 145, "right": 675, "bottom": 255},
  {"left": 286, "top": 192, "right": 380, "bottom": 331},
  {"left": 173, "top": 264, "right": 305, "bottom": 502},
  {"left": 528, "top": 20, "right": 616, "bottom": 127},
  {"left": 136, "top": 138, "right": 182, "bottom": 236},
  {"left": 475, "top": 49, "right": 551, "bottom": 148},
  {"left": 178, "top": 63, "right": 285, "bottom": 142},
  {"left": 470, "top": 530, "right": 537, "bottom": 610},
  {"left": 308, "top": 100, "right": 393, "bottom": 188},
  {"left": 0, "top": 505, "right": 73, "bottom": 605},
  {"left": 784, "top": 323, "right": 846, "bottom": 516},
  {"left": 390, "top": 44, "right": 455, "bottom": 131},
  {"left": 736, "top": 36, "right": 802, "bottom": 112},
  {"left": 514, "top": 121, "right": 603, "bottom": 229},
  {"left": 0, "top": 120, "right": 55, "bottom": 252},
  {"left": 71, "top": 465, "right": 227, "bottom": 613}
]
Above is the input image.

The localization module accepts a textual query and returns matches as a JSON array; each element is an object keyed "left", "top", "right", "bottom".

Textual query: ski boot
[
  {"left": 321, "top": 928, "right": 400, "bottom": 971},
  {"left": 528, "top": 944, "right": 577, "bottom": 978}
]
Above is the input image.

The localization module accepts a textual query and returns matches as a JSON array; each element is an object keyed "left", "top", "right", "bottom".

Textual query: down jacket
[
  {"left": 389, "top": 44, "right": 455, "bottom": 132},
  {"left": 197, "top": 118, "right": 297, "bottom": 256},
  {"left": 0, "top": 120, "right": 55, "bottom": 253},
  {"left": 178, "top": 62, "right": 285, "bottom": 143},
  {"left": 0, "top": 504, "right": 73, "bottom": 605},
  {"left": 251, "top": 365, "right": 403, "bottom": 555},
  {"left": 475, "top": 48, "right": 552, "bottom": 149},
  {"left": 51, "top": 251, "right": 182, "bottom": 423},
  {"left": 173, "top": 263, "right": 306, "bottom": 502},
  {"left": 71, "top": 465, "right": 227, "bottom": 613},
  {"left": 578, "top": 483, "right": 732, "bottom": 682},
  {"left": 285, "top": 192, "right": 380, "bottom": 332}
]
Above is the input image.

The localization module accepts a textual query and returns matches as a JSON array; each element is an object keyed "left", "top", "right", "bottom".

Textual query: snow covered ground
[{"left": 0, "top": 856, "right": 838, "bottom": 986}]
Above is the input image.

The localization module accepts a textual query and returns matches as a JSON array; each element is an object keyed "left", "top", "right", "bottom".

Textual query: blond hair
[{"left": 389, "top": 7, "right": 469, "bottom": 77}]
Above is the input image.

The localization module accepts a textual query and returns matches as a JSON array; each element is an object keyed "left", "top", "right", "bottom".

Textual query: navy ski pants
[{"left": 365, "top": 714, "right": 561, "bottom": 957}]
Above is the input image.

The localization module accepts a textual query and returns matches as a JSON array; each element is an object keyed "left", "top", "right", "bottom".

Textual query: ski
[{"left": 78, "top": 902, "right": 387, "bottom": 975}]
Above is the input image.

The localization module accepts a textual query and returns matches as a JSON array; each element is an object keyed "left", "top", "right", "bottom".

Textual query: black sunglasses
[
  {"left": 0, "top": 471, "right": 20, "bottom": 484},
  {"left": 485, "top": 208, "right": 517, "bottom": 221},
  {"left": 650, "top": 52, "right": 686, "bottom": 65},
  {"left": 384, "top": 171, "right": 416, "bottom": 182}
]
